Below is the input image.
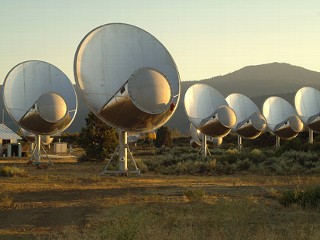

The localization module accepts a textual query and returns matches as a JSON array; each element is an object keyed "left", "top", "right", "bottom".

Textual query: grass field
[{"left": 1, "top": 157, "right": 320, "bottom": 240}]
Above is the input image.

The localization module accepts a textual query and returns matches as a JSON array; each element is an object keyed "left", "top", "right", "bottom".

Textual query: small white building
[{"left": 0, "top": 124, "right": 22, "bottom": 157}]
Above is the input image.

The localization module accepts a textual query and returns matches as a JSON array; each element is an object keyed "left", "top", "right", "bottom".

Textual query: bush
[
  {"left": 279, "top": 186, "right": 320, "bottom": 208},
  {"left": 0, "top": 194, "right": 14, "bottom": 209},
  {"left": 236, "top": 158, "right": 251, "bottom": 171},
  {"left": 183, "top": 188, "right": 206, "bottom": 202},
  {"left": 140, "top": 146, "right": 320, "bottom": 175},
  {"left": 250, "top": 148, "right": 262, "bottom": 156},
  {"left": 0, "top": 165, "right": 28, "bottom": 177},
  {"left": 133, "top": 158, "right": 149, "bottom": 173}
]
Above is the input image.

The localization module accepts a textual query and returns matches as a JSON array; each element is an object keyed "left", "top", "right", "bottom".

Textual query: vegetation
[
  {"left": 77, "top": 112, "right": 118, "bottom": 161},
  {"left": 1, "top": 160, "right": 320, "bottom": 239},
  {"left": 183, "top": 188, "right": 207, "bottom": 202},
  {"left": 48, "top": 201, "right": 320, "bottom": 240},
  {"left": 0, "top": 194, "right": 14, "bottom": 209},
  {"left": 133, "top": 146, "right": 320, "bottom": 175},
  {"left": 55, "top": 132, "right": 80, "bottom": 145},
  {"left": 279, "top": 186, "right": 320, "bottom": 209},
  {"left": 0, "top": 165, "right": 27, "bottom": 177},
  {"left": 154, "top": 126, "right": 172, "bottom": 148}
]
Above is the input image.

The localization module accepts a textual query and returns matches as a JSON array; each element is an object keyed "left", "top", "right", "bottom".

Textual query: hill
[
  {"left": 1, "top": 62, "right": 320, "bottom": 134},
  {"left": 165, "top": 63, "right": 320, "bottom": 133}
]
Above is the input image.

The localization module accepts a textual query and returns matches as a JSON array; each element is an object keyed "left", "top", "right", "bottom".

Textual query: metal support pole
[
  {"left": 35, "top": 134, "right": 41, "bottom": 164},
  {"left": 309, "top": 129, "right": 314, "bottom": 144},
  {"left": 238, "top": 135, "right": 243, "bottom": 152},
  {"left": 119, "top": 131, "right": 128, "bottom": 172},
  {"left": 275, "top": 136, "right": 281, "bottom": 149},
  {"left": 40, "top": 143, "right": 52, "bottom": 165},
  {"left": 201, "top": 134, "right": 207, "bottom": 157},
  {"left": 101, "top": 131, "right": 140, "bottom": 175}
]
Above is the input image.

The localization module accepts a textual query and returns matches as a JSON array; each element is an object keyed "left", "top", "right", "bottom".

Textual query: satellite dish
[
  {"left": 184, "top": 84, "right": 236, "bottom": 138},
  {"left": 262, "top": 96, "right": 303, "bottom": 141},
  {"left": 74, "top": 23, "right": 180, "bottom": 174},
  {"left": 74, "top": 23, "right": 180, "bottom": 133},
  {"left": 226, "top": 93, "right": 267, "bottom": 139},
  {"left": 3, "top": 61, "right": 77, "bottom": 135},
  {"left": 3, "top": 60, "right": 77, "bottom": 164},
  {"left": 295, "top": 87, "right": 320, "bottom": 133},
  {"left": 190, "top": 124, "right": 222, "bottom": 149}
]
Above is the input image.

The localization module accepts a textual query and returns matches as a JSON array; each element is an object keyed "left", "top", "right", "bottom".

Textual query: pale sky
[{"left": 1, "top": 0, "right": 320, "bottom": 83}]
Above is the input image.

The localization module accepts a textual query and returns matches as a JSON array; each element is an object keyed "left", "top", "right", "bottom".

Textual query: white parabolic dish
[
  {"left": 3, "top": 61, "right": 77, "bottom": 135},
  {"left": 226, "top": 93, "right": 267, "bottom": 139},
  {"left": 190, "top": 123, "right": 222, "bottom": 147},
  {"left": 263, "top": 96, "right": 303, "bottom": 139},
  {"left": 295, "top": 87, "right": 320, "bottom": 132},
  {"left": 74, "top": 23, "right": 180, "bottom": 132},
  {"left": 184, "top": 84, "right": 236, "bottom": 137}
]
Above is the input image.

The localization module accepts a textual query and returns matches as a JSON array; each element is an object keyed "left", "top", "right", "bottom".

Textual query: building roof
[{"left": 0, "top": 124, "right": 22, "bottom": 140}]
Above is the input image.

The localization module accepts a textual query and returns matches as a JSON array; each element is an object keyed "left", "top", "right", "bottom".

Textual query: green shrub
[
  {"left": 215, "top": 161, "right": 236, "bottom": 175},
  {"left": 133, "top": 158, "right": 149, "bottom": 173},
  {"left": 216, "top": 152, "right": 238, "bottom": 164},
  {"left": 169, "top": 147, "right": 196, "bottom": 155},
  {"left": 133, "top": 149, "right": 156, "bottom": 156},
  {"left": 281, "top": 151, "right": 318, "bottom": 165},
  {"left": 279, "top": 186, "right": 320, "bottom": 208},
  {"left": 141, "top": 146, "right": 320, "bottom": 175},
  {"left": 250, "top": 148, "right": 262, "bottom": 156},
  {"left": 183, "top": 188, "right": 206, "bottom": 202},
  {"left": 0, "top": 165, "right": 28, "bottom": 177},
  {"left": 226, "top": 149, "right": 238, "bottom": 155},
  {"left": 209, "top": 148, "right": 225, "bottom": 155},
  {"left": 236, "top": 158, "right": 251, "bottom": 171}
]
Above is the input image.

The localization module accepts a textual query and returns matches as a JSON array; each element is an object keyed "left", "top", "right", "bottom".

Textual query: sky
[{"left": 0, "top": 0, "right": 320, "bottom": 83}]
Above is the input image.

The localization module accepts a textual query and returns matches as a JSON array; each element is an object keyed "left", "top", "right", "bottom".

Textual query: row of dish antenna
[
  {"left": 2, "top": 23, "right": 180, "bottom": 174},
  {"left": 184, "top": 84, "right": 320, "bottom": 155},
  {"left": 2, "top": 22, "right": 319, "bottom": 174}
]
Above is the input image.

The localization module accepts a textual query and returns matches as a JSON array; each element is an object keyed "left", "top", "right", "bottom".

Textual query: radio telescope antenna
[
  {"left": 184, "top": 84, "right": 236, "bottom": 156},
  {"left": 74, "top": 23, "right": 180, "bottom": 175},
  {"left": 263, "top": 96, "right": 303, "bottom": 149},
  {"left": 20, "top": 128, "right": 54, "bottom": 163},
  {"left": 3, "top": 60, "right": 77, "bottom": 165},
  {"left": 295, "top": 87, "right": 320, "bottom": 144},
  {"left": 226, "top": 93, "right": 267, "bottom": 151},
  {"left": 190, "top": 123, "right": 222, "bottom": 155}
]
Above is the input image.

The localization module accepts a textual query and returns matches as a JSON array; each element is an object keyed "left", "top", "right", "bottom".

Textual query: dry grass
[
  {"left": 0, "top": 158, "right": 320, "bottom": 239},
  {"left": 0, "top": 194, "right": 14, "bottom": 209},
  {"left": 0, "top": 165, "right": 28, "bottom": 177}
]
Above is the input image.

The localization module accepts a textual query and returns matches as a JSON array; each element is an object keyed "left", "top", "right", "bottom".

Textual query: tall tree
[
  {"left": 154, "top": 126, "right": 172, "bottom": 148},
  {"left": 77, "top": 112, "right": 118, "bottom": 161}
]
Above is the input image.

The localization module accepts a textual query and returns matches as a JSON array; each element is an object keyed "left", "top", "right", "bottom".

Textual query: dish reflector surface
[
  {"left": 3, "top": 61, "right": 77, "bottom": 135},
  {"left": 74, "top": 23, "right": 180, "bottom": 132},
  {"left": 184, "top": 84, "right": 236, "bottom": 137},
  {"left": 263, "top": 96, "right": 303, "bottom": 139},
  {"left": 226, "top": 93, "right": 267, "bottom": 139},
  {"left": 295, "top": 87, "right": 320, "bottom": 132}
]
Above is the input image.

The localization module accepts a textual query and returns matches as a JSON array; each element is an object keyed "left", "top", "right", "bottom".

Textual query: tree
[
  {"left": 154, "top": 126, "right": 172, "bottom": 148},
  {"left": 77, "top": 112, "right": 118, "bottom": 161}
]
